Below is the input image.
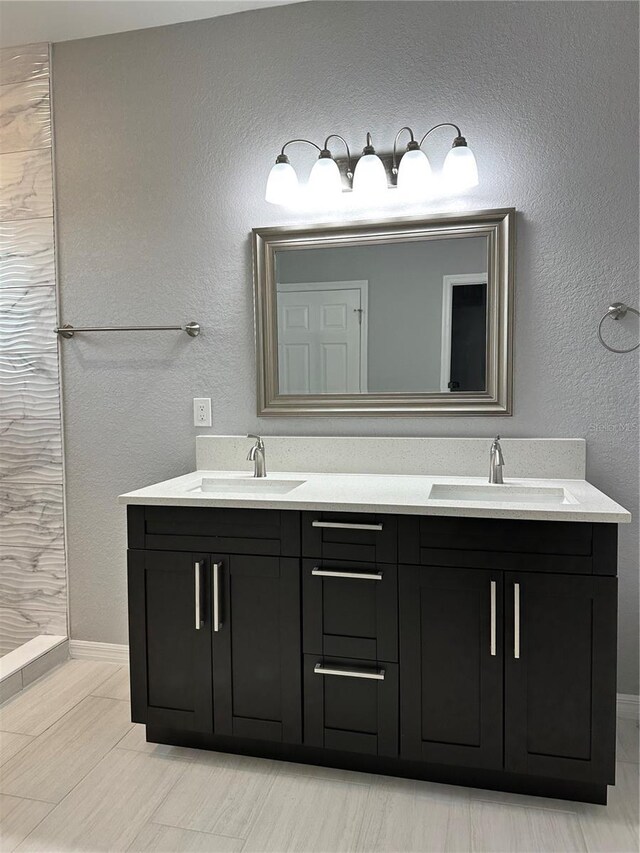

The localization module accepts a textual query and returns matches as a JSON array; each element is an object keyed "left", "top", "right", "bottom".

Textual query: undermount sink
[
  {"left": 428, "top": 483, "right": 574, "bottom": 504},
  {"left": 195, "top": 477, "right": 306, "bottom": 495}
]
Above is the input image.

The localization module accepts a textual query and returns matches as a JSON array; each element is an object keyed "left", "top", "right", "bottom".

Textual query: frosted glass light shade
[
  {"left": 442, "top": 145, "right": 479, "bottom": 191},
  {"left": 265, "top": 161, "right": 299, "bottom": 205},
  {"left": 352, "top": 153, "right": 388, "bottom": 195},
  {"left": 308, "top": 156, "right": 343, "bottom": 199},
  {"left": 397, "top": 148, "right": 432, "bottom": 196}
]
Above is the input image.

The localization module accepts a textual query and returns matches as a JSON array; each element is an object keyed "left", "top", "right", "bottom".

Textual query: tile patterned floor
[{"left": 0, "top": 661, "right": 637, "bottom": 853}]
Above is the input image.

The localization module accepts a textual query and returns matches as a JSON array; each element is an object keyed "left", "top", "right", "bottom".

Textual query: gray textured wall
[
  {"left": 52, "top": 1, "right": 639, "bottom": 692},
  {"left": 277, "top": 237, "right": 487, "bottom": 392}
]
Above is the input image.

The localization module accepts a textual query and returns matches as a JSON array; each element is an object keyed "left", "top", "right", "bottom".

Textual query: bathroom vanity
[{"left": 121, "top": 437, "right": 630, "bottom": 805}]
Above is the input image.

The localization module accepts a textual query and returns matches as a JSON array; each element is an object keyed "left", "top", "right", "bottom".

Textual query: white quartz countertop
[{"left": 119, "top": 470, "right": 631, "bottom": 523}]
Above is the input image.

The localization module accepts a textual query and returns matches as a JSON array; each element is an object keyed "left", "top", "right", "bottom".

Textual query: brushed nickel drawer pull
[
  {"left": 194, "top": 562, "right": 203, "bottom": 630},
  {"left": 213, "top": 562, "right": 222, "bottom": 632},
  {"left": 312, "top": 567, "right": 383, "bottom": 581},
  {"left": 314, "top": 663, "right": 385, "bottom": 680},
  {"left": 514, "top": 582, "right": 520, "bottom": 659},
  {"left": 312, "top": 520, "right": 383, "bottom": 531},
  {"left": 490, "top": 580, "right": 497, "bottom": 656}
]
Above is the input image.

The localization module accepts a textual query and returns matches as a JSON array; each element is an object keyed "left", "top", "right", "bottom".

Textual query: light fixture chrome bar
[
  {"left": 55, "top": 322, "right": 200, "bottom": 339},
  {"left": 311, "top": 520, "right": 383, "bottom": 531},
  {"left": 314, "top": 663, "right": 385, "bottom": 680},
  {"left": 312, "top": 567, "right": 383, "bottom": 581}
]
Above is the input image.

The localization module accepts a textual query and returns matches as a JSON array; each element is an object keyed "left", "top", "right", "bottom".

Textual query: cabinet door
[
  {"left": 303, "top": 559, "right": 398, "bottom": 661},
  {"left": 304, "top": 655, "right": 398, "bottom": 756},
  {"left": 128, "top": 550, "right": 213, "bottom": 732},
  {"left": 505, "top": 572, "right": 617, "bottom": 782},
  {"left": 399, "top": 565, "right": 503, "bottom": 769},
  {"left": 213, "top": 555, "right": 302, "bottom": 744}
]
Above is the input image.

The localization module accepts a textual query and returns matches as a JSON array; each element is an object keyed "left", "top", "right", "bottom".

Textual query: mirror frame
[{"left": 252, "top": 208, "right": 515, "bottom": 417}]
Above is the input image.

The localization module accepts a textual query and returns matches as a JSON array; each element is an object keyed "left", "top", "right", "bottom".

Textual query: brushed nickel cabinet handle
[
  {"left": 490, "top": 580, "right": 497, "bottom": 657},
  {"left": 312, "top": 520, "right": 383, "bottom": 531},
  {"left": 194, "top": 561, "right": 203, "bottom": 630},
  {"left": 514, "top": 582, "right": 520, "bottom": 659},
  {"left": 213, "top": 562, "right": 222, "bottom": 632},
  {"left": 314, "top": 663, "right": 385, "bottom": 680},
  {"left": 312, "top": 567, "right": 383, "bottom": 581}
]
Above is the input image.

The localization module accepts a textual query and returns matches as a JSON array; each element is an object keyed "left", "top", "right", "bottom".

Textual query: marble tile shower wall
[{"left": 0, "top": 44, "right": 67, "bottom": 655}]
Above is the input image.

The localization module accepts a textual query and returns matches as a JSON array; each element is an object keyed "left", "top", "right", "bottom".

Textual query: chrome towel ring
[{"left": 597, "top": 303, "right": 639, "bottom": 353}]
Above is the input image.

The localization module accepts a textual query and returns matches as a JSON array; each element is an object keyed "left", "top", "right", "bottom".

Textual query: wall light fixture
[{"left": 265, "top": 123, "right": 478, "bottom": 205}]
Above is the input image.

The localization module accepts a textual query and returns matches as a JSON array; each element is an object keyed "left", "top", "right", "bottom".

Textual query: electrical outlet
[{"left": 193, "top": 398, "right": 212, "bottom": 427}]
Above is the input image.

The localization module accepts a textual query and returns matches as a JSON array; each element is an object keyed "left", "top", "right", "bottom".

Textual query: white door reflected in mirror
[
  {"left": 275, "top": 237, "right": 488, "bottom": 396},
  {"left": 276, "top": 281, "right": 367, "bottom": 394}
]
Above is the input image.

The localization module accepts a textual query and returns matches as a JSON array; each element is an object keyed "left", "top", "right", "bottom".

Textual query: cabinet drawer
[
  {"left": 398, "top": 516, "right": 603, "bottom": 574},
  {"left": 303, "top": 559, "right": 398, "bottom": 661},
  {"left": 302, "top": 512, "right": 397, "bottom": 564},
  {"left": 128, "top": 506, "right": 300, "bottom": 556},
  {"left": 303, "top": 655, "right": 398, "bottom": 756},
  {"left": 419, "top": 517, "right": 592, "bottom": 555}
]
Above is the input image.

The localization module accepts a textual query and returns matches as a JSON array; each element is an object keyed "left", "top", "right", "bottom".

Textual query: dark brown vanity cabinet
[
  {"left": 128, "top": 549, "right": 214, "bottom": 732},
  {"left": 399, "top": 566, "right": 617, "bottom": 785},
  {"left": 503, "top": 571, "right": 617, "bottom": 783},
  {"left": 127, "top": 505, "right": 619, "bottom": 804},
  {"left": 127, "top": 507, "right": 302, "bottom": 743},
  {"left": 399, "top": 566, "right": 504, "bottom": 769},
  {"left": 211, "top": 554, "right": 302, "bottom": 743},
  {"left": 301, "top": 516, "right": 399, "bottom": 756},
  {"left": 303, "top": 655, "right": 399, "bottom": 756}
]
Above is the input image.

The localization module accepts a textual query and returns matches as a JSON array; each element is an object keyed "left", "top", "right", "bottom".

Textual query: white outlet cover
[{"left": 193, "top": 397, "right": 212, "bottom": 427}]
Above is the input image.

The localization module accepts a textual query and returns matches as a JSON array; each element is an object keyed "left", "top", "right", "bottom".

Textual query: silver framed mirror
[{"left": 253, "top": 208, "right": 515, "bottom": 416}]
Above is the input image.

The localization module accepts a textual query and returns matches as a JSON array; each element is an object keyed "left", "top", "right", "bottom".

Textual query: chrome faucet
[
  {"left": 247, "top": 434, "right": 267, "bottom": 478},
  {"left": 489, "top": 435, "right": 505, "bottom": 484}
]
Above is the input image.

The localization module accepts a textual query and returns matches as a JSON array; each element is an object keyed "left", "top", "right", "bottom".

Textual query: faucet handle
[
  {"left": 247, "top": 434, "right": 264, "bottom": 447},
  {"left": 491, "top": 435, "right": 505, "bottom": 465}
]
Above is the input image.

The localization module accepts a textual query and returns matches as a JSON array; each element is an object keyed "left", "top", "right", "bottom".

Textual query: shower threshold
[{"left": 0, "top": 635, "right": 68, "bottom": 703}]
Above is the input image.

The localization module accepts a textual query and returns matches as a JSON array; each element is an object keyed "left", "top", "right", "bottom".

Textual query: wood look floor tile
[
  {"left": 356, "top": 775, "right": 471, "bottom": 852},
  {"left": 243, "top": 772, "right": 370, "bottom": 852},
  {"left": 469, "top": 799, "right": 587, "bottom": 852},
  {"left": 91, "top": 665, "right": 130, "bottom": 701},
  {"left": 116, "top": 723, "right": 202, "bottom": 760},
  {"left": 0, "top": 660, "right": 119, "bottom": 736},
  {"left": 153, "top": 751, "right": 278, "bottom": 839},
  {"left": 276, "top": 757, "right": 375, "bottom": 786},
  {"left": 16, "top": 749, "right": 188, "bottom": 852},
  {"left": 128, "top": 823, "right": 245, "bottom": 852},
  {"left": 617, "top": 719, "right": 639, "bottom": 764},
  {"left": 0, "top": 731, "right": 32, "bottom": 767},
  {"left": 0, "top": 695, "right": 134, "bottom": 802},
  {"left": 469, "top": 786, "right": 583, "bottom": 813},
  {"left": 576, "top": 761, "right": 639, "bottom": 852},
  {"left": 0, "top": 794, "right": 53, "bottom": 853}
]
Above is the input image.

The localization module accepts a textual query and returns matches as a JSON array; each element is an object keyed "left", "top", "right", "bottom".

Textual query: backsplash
[
  {"left": 0, "top": 44, "right": 67, "bottom": 655},
  {"left": 196, "top": 436, "right": 587, "bottom": 480}
]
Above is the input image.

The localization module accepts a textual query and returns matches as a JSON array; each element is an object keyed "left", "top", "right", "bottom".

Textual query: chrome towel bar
[{"left": 55, "top": 322, "right": 200, "bottom": 339}]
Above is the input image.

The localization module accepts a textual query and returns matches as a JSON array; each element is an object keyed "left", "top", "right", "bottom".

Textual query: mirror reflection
[{"left": 275, "top": 237, "right": 488, "bottom": 396}]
